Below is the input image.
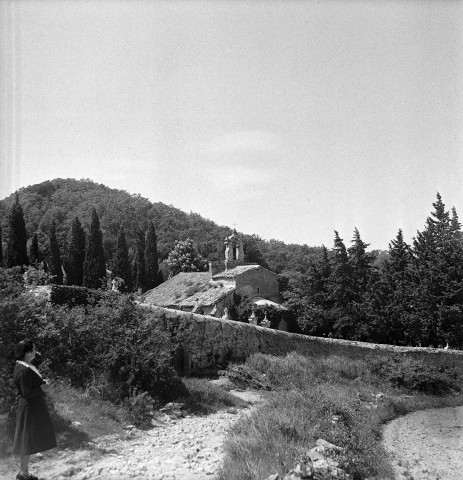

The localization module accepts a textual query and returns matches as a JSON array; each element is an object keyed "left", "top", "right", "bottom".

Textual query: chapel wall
[{"left": 144, "top": 306, "right": 463, "bottom": 377}]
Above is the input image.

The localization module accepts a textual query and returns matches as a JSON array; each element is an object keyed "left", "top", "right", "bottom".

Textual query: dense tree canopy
[
  {"left": 0, "top": 179, "right": 325, "bottom": 279},
  {"left": 284, "top": 193, "right": 463, "bottom": 348}
]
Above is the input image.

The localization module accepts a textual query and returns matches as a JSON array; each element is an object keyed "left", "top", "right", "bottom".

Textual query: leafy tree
[
  {"left": 83, "top": 208, "right": 106, "bottom": 289},
  {"left": 112, "top": 225, "right": 133, "bottom": 291},
  {"left": 133, "top": 228, "right": 146, "bottom": 292},
  {"left": 243, "top": 234, "right": 270, "bottom": 269},
  {"left": 5, "top": 193, "right": 29, "bottom": 268},
  {"left": 145, "top": 221, "right": 160, "bottom": 290},
  {"left": 29, "top": 233, "right": 41, "bottom": 265},
  {"left": 64, "top": 216, "right": 86, "bottom": 286},
  {"left": 48, "top": 220, "right": 63, "bottom": 284},
  {"left": 166, "top": 238, "right": 208, "bottom": 276}
]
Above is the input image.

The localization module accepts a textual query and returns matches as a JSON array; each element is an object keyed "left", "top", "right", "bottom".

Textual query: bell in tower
[{"left": 224, "top": 229, "right": 245, "bottom": 265}]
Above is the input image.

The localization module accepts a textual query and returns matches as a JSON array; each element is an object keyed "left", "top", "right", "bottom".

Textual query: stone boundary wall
[{"left": 141, "top": 305, "right": 463, "bottom": 377}]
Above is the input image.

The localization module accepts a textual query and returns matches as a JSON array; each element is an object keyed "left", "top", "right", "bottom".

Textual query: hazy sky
[{"left": 1, "top": 0, "right": 463, "bottom": 250}]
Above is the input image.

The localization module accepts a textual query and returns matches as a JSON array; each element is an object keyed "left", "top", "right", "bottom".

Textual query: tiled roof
[
  {"left": 212, "top": 264, "right": 261, "bottom": 279},
  {"left": 141, "top": 272, "right": 235, "bottom": 308}
]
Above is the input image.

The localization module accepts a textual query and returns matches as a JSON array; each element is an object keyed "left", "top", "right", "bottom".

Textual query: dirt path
[
  {"left": 383, "top": 405, "right": 463, "bottom": 480},
  {"left": 0, "top": 390, "right": 262, "bottom": 480}
]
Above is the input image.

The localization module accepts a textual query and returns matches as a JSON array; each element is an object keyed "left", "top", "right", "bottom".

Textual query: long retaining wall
[{"left": 142, "top": 305, "right": 463, "bottom": 377}]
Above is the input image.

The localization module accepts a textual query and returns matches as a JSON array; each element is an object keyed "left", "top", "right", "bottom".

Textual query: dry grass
[
  {"left": 217, "top": 352, "right": 463, "bottom": 480},
  {"left": 180, "top": 377, "right": 248, "bottom": 415}
]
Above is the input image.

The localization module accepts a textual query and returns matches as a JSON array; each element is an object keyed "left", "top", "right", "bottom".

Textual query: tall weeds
[{"left": 218, "top": 352, "right": 462, "bottom": 480}]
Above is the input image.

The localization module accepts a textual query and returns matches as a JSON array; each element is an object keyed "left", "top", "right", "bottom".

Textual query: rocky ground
[
  {"left": 383, "top": 405, "right": 463, "bottom": 480},
  {"left": 0, "top": 389, "right": 262, "bottom": 480}
]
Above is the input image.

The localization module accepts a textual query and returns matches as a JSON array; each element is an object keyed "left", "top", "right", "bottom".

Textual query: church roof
[
  {"left": 141, "top": 272, "right": 235, "bottom": 309},
  {"left": 212, "top": 264, "right": 263, "bottom": 279}
]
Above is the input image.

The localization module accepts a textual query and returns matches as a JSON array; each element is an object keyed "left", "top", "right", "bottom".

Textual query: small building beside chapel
[{"left": 140, "top": 230, "right": 284, "bottom": 318}]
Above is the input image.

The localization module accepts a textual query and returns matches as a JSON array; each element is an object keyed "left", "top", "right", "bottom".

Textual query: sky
[{"left": 1, "top": 0, "right": 463, "bottom": 251}]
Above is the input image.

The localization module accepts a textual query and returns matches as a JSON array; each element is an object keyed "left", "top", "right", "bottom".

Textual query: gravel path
[
  {"left": 0, "top": 390, "right": 262, "bottom": 480},
  {"left": 383, "top": 405, "right": 463, "bottom": 480}
]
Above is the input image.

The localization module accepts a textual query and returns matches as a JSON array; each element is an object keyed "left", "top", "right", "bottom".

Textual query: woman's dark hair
[{"left": 14, "top": 339, "right": 35, "bottom": 361}]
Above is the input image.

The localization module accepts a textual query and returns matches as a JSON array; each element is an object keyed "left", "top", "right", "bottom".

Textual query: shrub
[
  {"left": 124, "top": 388, "right": 155, "bottom": 427},
  {"left": 49, "top": 284, "right": 105, "bottom": 307},
  {"left": 0, "top": 268, "right": 188, "bottom": 448},
  {"left": 368, "top": 355, "right": 460, "bottom": 395}
]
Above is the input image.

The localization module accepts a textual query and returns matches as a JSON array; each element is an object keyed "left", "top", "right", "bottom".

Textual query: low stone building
[{"left": 140, "top": 230, "right": 285, "bottom": 318}]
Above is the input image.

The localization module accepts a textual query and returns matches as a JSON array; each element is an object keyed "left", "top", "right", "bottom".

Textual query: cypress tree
[
  {"left": 145, "top": 221, "right": 160, "bottom": 290},
  {"left": 29, "top": 233, "right": 41, "bottom": 265},
  {"left": 48, "top": 220, "right": 63, "bottom": 284},
  {"left": 0, "top": 223, "right": 3, "bottom": 267},
  {"left": 65, "top": 216, "right": 86, "bottom": 286},
  {"left": 6, "top": 193, "right": 29, "bottom": 267},
  {"left": 133, "top": 228, "right": 146, "bottom": 292},
  {"left": 83, "top": 208, "right": 106, "bottom": 289},
  {"left": 112, "top": 225, "right": 133, "bottom": 291}
]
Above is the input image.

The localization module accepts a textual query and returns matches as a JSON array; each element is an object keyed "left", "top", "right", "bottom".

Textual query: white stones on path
[{"left": 25, "top": 395, "right": 260, "bottom": 480}]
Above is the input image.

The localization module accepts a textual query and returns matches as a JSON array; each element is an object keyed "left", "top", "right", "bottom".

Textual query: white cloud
[{"left": 205, "top": 130, "right": 283, "bottom": 155}]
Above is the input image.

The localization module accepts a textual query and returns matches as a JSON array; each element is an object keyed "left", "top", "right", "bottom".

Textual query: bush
[
  {"left": 36, "top": 296, "right": 187, "bottom": 402},
  {"left": 368, "top": 355, "right": 460, "bottom": 395},
  {"left": 0, "top": 268, "right": 188, "bottom": 448},
  {"left": 124, "top": 388, "right": 156, "bottom": 428},
  {"left": 49, "top": 284, "right": 105, "bottom": 307}
]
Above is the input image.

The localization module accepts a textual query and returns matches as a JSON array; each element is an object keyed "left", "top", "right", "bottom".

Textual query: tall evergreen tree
[
  {"left": 29, "top": 232, "right": 41, "bottom": 265},
  {"left": 363, "top": 229, "right": 415, "bottom": 345},
  {"left": 0, "top": 223, "right": 3, "bottom": 267},
  {"left": 65, "top": 216, "right": 86, "bottom": 286},
  {"left": 328, "top": 231, "right": 353, "bottom": 309},
  {"left": 283, "top": 245, "right": 335, "bottom": 336},
  {"left": 133, "top": 228, "right": 146, "bottom": 292},
  {"left": 48, "top": 220, "right": 63, "bottom": 284},
  {"left": 145, "top": 221, "right": 160, "bottom": 290},
  {"left": 5, "top": 193, "right": 29, "bottom": 268},
  {"left": 112, "top": 225, "right": 133, "bottom": 291},
  {"left": 411, "top": 193, "right": 463, "bottom": 346},
  {"left": 348, "top": 228, "right": 375, "bottom": 301},
  {"left": 83, "top": 208, "right": 106, "bottom": 289}
]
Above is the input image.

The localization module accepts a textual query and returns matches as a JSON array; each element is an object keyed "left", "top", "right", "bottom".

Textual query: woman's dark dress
[{"left": 12, "top": 363, "right": 57, "bottom": 455}]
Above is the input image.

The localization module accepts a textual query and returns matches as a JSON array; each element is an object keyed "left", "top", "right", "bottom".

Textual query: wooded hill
[{"left": 0, "top": 178, "right": 322, "bottom": 275}]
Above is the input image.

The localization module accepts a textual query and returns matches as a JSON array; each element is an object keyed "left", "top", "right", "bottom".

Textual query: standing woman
[{"left": 13, "top": 340, "right": 56, "bottom": 480}]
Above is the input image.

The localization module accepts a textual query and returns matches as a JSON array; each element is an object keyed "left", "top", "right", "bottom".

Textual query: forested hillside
[
  {"left": 2, "top": 179, "right": 463, "bottom": 348},
  {"left": 0, "top": 178, "right": 322, "bottom": 274}
]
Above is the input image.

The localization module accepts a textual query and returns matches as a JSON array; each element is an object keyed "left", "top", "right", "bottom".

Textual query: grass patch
[
  {"left": 46, "top": 379, "right": 128, "bottom": 442},
  {"left": 179, "top": 377, "right": 248, "bottom": 415},
  {"left": 218, "top": 352, "right": 463, "bottom": 480}
]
